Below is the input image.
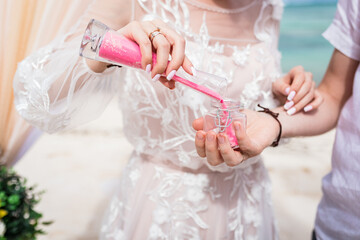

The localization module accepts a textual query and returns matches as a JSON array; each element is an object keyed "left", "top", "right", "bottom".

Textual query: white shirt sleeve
[{"left": 322, "top": 0, "right": 360, "bottom": 61}]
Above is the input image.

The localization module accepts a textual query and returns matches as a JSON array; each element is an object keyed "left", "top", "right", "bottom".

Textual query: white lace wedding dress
[{"left": 14, "top": 0, "right": 283, "bottom": 239}]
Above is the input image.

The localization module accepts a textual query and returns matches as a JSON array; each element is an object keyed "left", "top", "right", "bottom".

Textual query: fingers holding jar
[
  {"left": 193, "top": 105, "right": 250, "bottom": 168},
  {"left": 194, "top": 128, "right": 248, "bottom": 168},
  {"left": 193, "top": 107, "right": 280, "bottom": 168}
]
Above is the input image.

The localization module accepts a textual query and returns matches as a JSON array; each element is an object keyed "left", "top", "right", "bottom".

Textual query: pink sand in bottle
[{"left": 99, "top": 31, "right": 156, "bottom": 68}]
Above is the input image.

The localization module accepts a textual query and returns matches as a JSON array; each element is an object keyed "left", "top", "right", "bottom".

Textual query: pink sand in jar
[
  {"left": 220, "top": 101, "right": 239, "bottom": 148},
  {"left": 227, "top": 126, "right": 239, "bottom": 148}
]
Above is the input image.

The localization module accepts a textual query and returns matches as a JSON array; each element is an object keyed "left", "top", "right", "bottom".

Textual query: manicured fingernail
[
  {"left": 207, "top": 134, "right": 214, "bottom": 142},
  {"left": 287, "top": 91, "right": 296, "bottom": 101},
  {"left": 234, "top": 122, "right": 240, "bottom": 131},
  {"left": 218, "top": 134, "right": 225, "bottom": 144},
  {"left": 191, "top": 66, "right": 197, "bottom": 76},
  {"left": 284, "top": 101, "right": 294, "bottom": 110},
  {"left": 285, "top": 87, "right": 290, "bottom": 95},
  {"left": 166, "top": 70, "right": 176, "bottom": 81},
  {"left": 145, "top": 64, "right": 151, "bottom": 73},
  {"left": 152, "top": 74, "right": 161, "bottom": 82},
  {"left": 196, "top": 132, "right": 203, "bottom": 140},
  {"left": 287, "top": 107, "right": 296, "bottom": 116},
  {"left": 304, "top": 105, "right": 313, "bottom": 112}
]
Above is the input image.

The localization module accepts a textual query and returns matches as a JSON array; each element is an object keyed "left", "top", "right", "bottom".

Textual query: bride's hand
[
  {"left": 192, "top": 110, "right": 280, "bottom": 166},
  {"left": 118, "top": 19, "right": 194, "bottom": 89},
  {"left": 272, "top": 66, "right": 323, "bottom": 115}
]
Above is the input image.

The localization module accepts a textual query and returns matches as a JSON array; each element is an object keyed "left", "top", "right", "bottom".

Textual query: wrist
[{"left": 257, "top": 105, "right": 282, "bottom": 147}]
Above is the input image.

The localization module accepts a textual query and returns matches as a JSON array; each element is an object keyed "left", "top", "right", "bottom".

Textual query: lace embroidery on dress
[
  {"left": 101, "top": 154, "right": 144, "bottom": 239},
  {"left": 144, "top": 161, "right": 273, "bottom": 239},
  {"left": 225, "top": 164, "right": 275, "bottom": 240},
  {"left": 146, "top": 168, "right": 211, "bottom": 239}
]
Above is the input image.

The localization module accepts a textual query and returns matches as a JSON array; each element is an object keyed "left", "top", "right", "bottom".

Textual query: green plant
[{"left": 0, "top": 166, "right": 52, "bottom": 239}]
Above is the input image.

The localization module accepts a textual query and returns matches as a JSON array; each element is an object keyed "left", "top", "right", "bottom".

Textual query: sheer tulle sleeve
[{"left": 13, "top": 0, "right": 133, "bottom": 133}]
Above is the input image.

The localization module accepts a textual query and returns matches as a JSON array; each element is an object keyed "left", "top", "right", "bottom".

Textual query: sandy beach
[{"left": 14, "top": 99, "right": 334, "bottom": 240}]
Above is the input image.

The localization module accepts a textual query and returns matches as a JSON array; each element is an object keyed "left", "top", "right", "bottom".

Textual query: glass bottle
[
  {"left": 80, "top": 19, "right": 150, "bottom": 68},
  {"left": 203, "top": 100, "right": 246, "bottom": 149}
]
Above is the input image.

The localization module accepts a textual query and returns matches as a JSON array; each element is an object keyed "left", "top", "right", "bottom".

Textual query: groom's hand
[{"left": 193, "top": 110, "right": 280, "bottom": 167}]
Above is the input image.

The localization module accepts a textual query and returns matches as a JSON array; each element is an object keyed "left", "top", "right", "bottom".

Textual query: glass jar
[{"left": 203, "top": 100, "right": 246, "bottom": 149}]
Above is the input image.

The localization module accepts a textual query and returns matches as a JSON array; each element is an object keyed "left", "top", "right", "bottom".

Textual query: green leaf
[
  {"left": 42, "top": 221, "right": 53, "bottom": 225},
  {"left": 0, "top": 165, "right": 53, "bottom": 239},
  {"left": 7, "top": 195, "right": 20, "bottom": 206}
]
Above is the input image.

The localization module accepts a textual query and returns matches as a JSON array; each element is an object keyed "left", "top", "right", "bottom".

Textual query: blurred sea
[{"left": 279, "top": 3, "right": 337, "bottom": 84}]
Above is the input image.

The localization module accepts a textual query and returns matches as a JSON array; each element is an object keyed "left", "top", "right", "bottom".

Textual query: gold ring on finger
[{"left": 149, "top": 28, "right": 162, "bottom": 42}]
